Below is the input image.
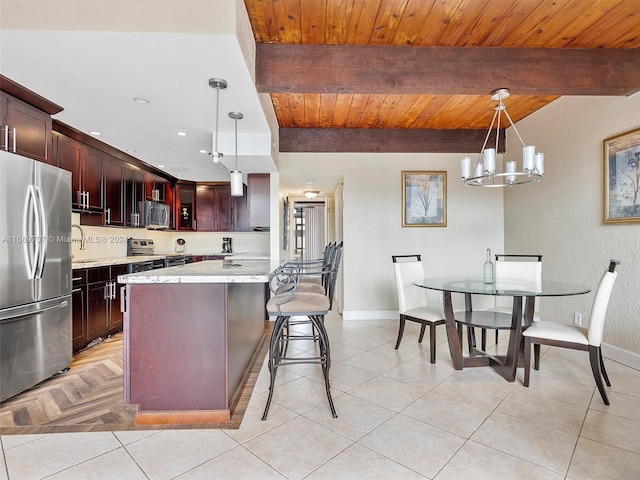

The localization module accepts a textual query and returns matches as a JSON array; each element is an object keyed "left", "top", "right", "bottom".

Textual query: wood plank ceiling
[{"left": 244, "top": 0, "right": 640, "bottom": 152}]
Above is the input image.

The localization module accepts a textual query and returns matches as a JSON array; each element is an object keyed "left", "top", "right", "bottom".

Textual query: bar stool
[{"left": 262, "top": 266, "right": 337, "bottom": 420}]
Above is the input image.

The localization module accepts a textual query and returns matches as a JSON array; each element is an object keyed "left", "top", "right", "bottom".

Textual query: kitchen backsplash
[{"left": 71, "top": 213, "right": 269, "bottom": 260}]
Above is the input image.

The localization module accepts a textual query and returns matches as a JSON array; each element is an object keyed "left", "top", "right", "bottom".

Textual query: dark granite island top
[{"left": 118, "top": 259, "right": 271, "bottom": 424}]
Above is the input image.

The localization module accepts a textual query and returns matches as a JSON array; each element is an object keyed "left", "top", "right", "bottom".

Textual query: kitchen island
[{"left": 118, "top": 259, "right": 271, "bottom": 424}]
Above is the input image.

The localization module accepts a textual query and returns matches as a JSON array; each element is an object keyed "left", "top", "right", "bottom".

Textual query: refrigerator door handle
[
  {"left": 22, "top": 185, "right": 38, "bottom": 280},
  {"left": 0, "top": 300, "right": 69, "bottom": 323},
  {"left": 34, "top": 185, "right": 48, "bottom": 278}
]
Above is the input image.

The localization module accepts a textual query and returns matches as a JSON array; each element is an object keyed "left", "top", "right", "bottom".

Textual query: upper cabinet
[
  {"left": 248, "top": 174, "right": 270, "bottom": 229},
  {"left": 176, "top": 181, "right": 197, "bottom": 230},
  {"left": 103, "top": 156, "right": 125, "bottom": 226},
  {"left": 195, "top": 183, "right": 235, "bottom": 232},
  {"left": 125, "top": 166, "right": 145, "bottom": 227},
  {"left": 0, "top": 76, "right": 63, "bottom": 165},
  {"left": 56, "top": 133, "right": 104, "bottom": 213}
]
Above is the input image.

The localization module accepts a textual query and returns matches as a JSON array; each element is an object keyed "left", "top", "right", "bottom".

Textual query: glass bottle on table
[{"left": 483, "top": 248, "right": 494, "bottom": 284}]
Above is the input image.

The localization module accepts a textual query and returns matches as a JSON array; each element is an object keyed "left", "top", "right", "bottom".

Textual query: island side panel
[
  {"left": 128, "top": 283, "right": 228, "bottom": 411},
  {"left": 227, "top": 282, "right": 267, "bottom": 398}
]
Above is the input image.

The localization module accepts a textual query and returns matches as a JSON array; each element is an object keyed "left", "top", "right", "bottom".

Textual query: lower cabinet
[{"left": 73, "top": 264, "right": 128, "bottom": 353}]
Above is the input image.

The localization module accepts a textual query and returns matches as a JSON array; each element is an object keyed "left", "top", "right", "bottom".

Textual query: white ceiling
[
  {"left": 0, "top": 28, "right": 276, "bottom": 183},
  {"left": 0, "top": 0, "right": 345, "bottom": 196}
]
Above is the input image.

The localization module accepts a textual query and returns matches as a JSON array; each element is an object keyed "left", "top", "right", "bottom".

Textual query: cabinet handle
[
  {"left": 85, "top": 191, "right": 90, "bottom": 209},
  {"left": 120, "top": 286, "right": 126, "bottom": 313},
  {"left": 1, "top": 126, "right": 7, "bottom": 151},
  {"left": 105, "top": 208, "right": 111, "bottom": 225},
  {"left": 77, "top": 191, "right": 83, "bottom": 206},
  {"left": 12, "top": 128, "right": 16, "bottom": 153},
  {"left": 72, "top": 288, "right": 81, "bottom": 293},
  {"left": 104, "top": 284, "right": 109, "bottom": 300}
]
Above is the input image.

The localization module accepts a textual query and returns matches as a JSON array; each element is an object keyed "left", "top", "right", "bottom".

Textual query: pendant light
[
  {"left": 229, "top": 111, "right": 244, "bottom": 197},
  {"left": 208, "top": 78, "right": 227, "bottom": 163}
]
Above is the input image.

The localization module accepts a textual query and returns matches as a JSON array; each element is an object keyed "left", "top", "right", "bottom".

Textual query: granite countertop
[
  {"left": 117, "top": 259, "right": 272, "bottom": 284},
  {"left": 72, "top": 252, "right": 269, "bottom": 269}
]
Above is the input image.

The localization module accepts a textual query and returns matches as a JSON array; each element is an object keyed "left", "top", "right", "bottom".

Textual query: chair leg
[
  {"left": 395, "top": 315, "right": 406, "bottom": 350},
  {"left": 263, "top": 315, "right": 289, "bottom": 420},
  {"left": 599, "top": 348, "right": 611, "bottom": 387},
  {"left": 418, "top": 323, "right": 427, "bottom": 344},
  {"left": 310, "top": 314, "right": 337, "bottom": 418},
  {"left": 589, "top": 346, "right": 610, "bottom": 405},
  {"left": 523, "top": 336, "right": 531, "bottom": 387},
  {"left": 533, "top": 344, "right": 541, "bottom": 370},
  {"left": 429, "top": 323, "right": 437, "bottom": 364}
]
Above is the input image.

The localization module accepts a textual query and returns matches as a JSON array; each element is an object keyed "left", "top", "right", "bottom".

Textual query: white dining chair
[
  {"left": 480, "top": 254, "right": 542, "bottom": 350},
  {"left": 522, "top": 260, "right": 619, "bottom": 405},
  {"left": 392, "top": 255, "right": 445, "bottom": 363}
]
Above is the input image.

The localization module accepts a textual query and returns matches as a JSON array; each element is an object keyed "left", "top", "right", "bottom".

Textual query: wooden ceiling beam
[
  {"left": 256, "top": 45, "right": 640, "bottom": 96},
  {"left": 279, "top": 128, "right": 505, "bottom": 153}
]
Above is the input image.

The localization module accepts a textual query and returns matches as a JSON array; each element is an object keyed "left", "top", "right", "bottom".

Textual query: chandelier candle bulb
[
  {"left": 506, "top": 161, "right": 517, "bottom": 183},
  {"left": 461, "top": 156, "right": 472, "bottom": 179},
  {"left": 474, "top": 162, "right": 484, "bottom": 178},
  {"left": 484, "top": 148, "right": 496, "bottom": 174},
  {"left": 535, "top": 153, "right": 545, "bottom": 175},
  {"left": 523, "top": 146, "right": 536, "bottom": 172}
]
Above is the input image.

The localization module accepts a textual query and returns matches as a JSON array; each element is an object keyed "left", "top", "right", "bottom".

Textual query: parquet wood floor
[{"left": 0, "top": 323, "right": 270, "bottom": 435}]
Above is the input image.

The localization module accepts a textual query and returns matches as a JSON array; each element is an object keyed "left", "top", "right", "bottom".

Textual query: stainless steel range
[{"left": 126, "top": 238, "right": 186, "bottom": 270}]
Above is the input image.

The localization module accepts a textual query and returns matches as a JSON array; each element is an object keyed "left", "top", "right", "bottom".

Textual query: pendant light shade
[
  {"left": 229, "top": 111, "right": 244, "bottom": 197},
  {"left": 208, "top": 78, "right": 227, "bottom": 163}
]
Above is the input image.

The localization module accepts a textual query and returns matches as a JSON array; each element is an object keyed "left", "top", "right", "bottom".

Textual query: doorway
[{"left": 293, "top": 200, "right": 326, "bottom": 260}]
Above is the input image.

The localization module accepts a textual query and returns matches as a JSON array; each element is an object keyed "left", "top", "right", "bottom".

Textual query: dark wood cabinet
[
  {"left": 125, "top": 167, "right": 145, "bottom": 227},
  {"left": 0, "top": 92, "right": 53, "bottom": 163},
  {"left": 0, "top": 76, "right": 62, "bottom": 164},
  {"left": 103, "top": 157, "right": 125, "bottom": 226},
  {"left": 56, "top": 133, "right": 104, "bottom": 212},
  {"left": 176, "top": 182, "right": 197, "bottom": 230},
  {"left": 248, "top": 173, "right": 270, "bottom": 229},
  {"left": 72, "top": 269, "right": 88, "bottom": 352},
  {"left": 195, "top": 183, "right": 234, "bottom": 232},
  {"left": 80, "top": 264, "right": 127, "bottom": 350},
  {"left": 145, "top": 173, "right": 169, "bottom": 202}
]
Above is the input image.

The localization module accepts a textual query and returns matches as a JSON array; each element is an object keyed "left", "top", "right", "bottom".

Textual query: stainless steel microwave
[{"left": 141, "top": 200, "right": 170, "bottom": 229}]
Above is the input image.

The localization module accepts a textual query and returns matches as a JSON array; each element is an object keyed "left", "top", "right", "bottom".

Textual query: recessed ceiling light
[
  {"left": 133, "top": 97, "right": 150, "bottom": 104},
  {"left": 199, "top": 149, "right": 207, "bottom": 154},
  {"left": 177, "top": 132, "right": 187, "bottom": 136},
  {"left": 125, "top": 149, "right": 136, "bottom": 153},
  {"left": 158, "top": 165, "right": 165, "bottom": 168},
  {"left": 89, "top": 131, "right": 101, "bottom": 136}
]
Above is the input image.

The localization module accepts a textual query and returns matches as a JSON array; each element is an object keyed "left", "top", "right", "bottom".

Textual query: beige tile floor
[{"left": 2, "top": 312, "right": 639, "bottom": 480}]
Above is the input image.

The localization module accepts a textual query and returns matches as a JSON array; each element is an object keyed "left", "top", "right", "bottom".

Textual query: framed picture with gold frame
[
  {"left": 402, "top": 171, "right": 447, "bottom": 227},
  {"left": 604, "top": 127, "right": 640, "bottom": 224}
]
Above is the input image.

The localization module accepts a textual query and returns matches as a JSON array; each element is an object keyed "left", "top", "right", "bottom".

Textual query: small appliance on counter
[
  {"left": 175, "top": 238, "right": 186, "bottom": 253},
  {"left": 222, "top": 237, "right": 232, "bottom": 253}
]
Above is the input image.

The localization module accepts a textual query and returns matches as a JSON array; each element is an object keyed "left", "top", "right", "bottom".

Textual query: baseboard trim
[
  {"left": 602, "top": 342, "right": 640, "bottom": 370},
  {"left": 342, "top": 310, "right": 397, "bottom": 321}
]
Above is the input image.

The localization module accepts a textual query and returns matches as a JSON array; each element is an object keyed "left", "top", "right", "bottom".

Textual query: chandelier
[{"left": 461, "top": 88, "right": 544, "bottom": 188}]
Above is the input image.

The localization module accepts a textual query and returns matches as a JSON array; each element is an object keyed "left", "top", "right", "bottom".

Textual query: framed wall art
[
  {"left": 402, "top": 171, "right": 447, "bottom": 227},
  {"left": 604, "top": 127, "right": 640, "bottom": 224}
]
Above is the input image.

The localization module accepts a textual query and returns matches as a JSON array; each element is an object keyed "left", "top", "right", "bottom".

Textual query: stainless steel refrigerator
[{"left": 0, "top": 150, "right": 73, "bottom": 402}]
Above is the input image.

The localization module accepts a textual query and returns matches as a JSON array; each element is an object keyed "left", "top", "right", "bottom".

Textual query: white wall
[
  {"left": 71, "top": 213, "right": 269, "bottom": 260},
  {"left": 504, "top": 94, "right": 640, "bottom": 360},
  {"left": 278, "top": 152, "right": 504, "bottom": 319}
]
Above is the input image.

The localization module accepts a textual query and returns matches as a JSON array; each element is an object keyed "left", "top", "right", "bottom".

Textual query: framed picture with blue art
[
  {"left": 402, "top": 171, "right": 447, "bottom": 227},
  {"left": 604, "top": 127, "right": 640, "bottom": 224}
]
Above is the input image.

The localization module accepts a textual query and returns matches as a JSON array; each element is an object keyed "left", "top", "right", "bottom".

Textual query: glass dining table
[{"left": 413, "top": 277, "right": 591, "bottom": 382}]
